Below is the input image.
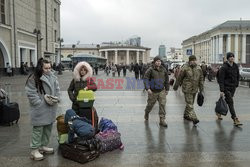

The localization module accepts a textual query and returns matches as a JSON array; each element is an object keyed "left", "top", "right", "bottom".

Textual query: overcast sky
[{"left": 61, "top": 0, "right": 250, "bottom": 56}]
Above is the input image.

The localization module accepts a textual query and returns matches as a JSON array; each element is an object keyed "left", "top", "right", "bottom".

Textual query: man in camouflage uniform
[
  {"left": 143, "top": 56, "right": 169, "bottom": 127},
  {"left": 173, "top": 55, "right": 204, "bottom": 125}
]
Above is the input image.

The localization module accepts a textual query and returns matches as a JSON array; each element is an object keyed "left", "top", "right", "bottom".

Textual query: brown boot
[
  {"left": 233, "top": 117, "right": 243, "bottom": 126},
  {"left": 159, "top": 119, "right": 168, "bottom": 127},
  {"left": 216, "top": 113, "right": 223, "bottom": 120}
]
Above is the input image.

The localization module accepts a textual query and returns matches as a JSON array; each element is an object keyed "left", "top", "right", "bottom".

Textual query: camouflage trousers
[
  {"left": 184, "top": 93, "right": 198, "bottom": 120},
  {"left": 145, "top": 90, "right": 167, "bottom": 119}
]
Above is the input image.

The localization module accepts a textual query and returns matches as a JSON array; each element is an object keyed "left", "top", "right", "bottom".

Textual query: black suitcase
[
  {"left": 0, "top": 83, "right": 20, "bottom": 126},
  {"left": 0, "top": 102, "right": 20, "bottom": 126},
  {"left": 59, "top": 142, "right": 100, "bottom": 164}
]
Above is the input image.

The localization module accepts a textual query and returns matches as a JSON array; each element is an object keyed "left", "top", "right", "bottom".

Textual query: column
[
  {"left": 235, "top": 34, "right": 239, "bottom": 63},
  {"left": 114, "top": 50, "right": 118, "bottom": 64},
  {"left": 219, "top": 34, "right": 223, "bottom": 62},
  {"left": 105, "top": 51, "right": 108, "bottom": 59},
  {"left": 210, "top": 37, "right": 213, "bottom": 63},
  {"left": 126, "top": 50, "right": 129, "bottom": 65},
  {"left": 142, "top": 51, "right": 145, "bottom": 64},
  {"left": 242, "top": 34, "right": 246, "bottom": 64},
  {"left": 136, "top": 50, "right": 139, "bottom": 63},
  {"left": 227, "top": 34, "right": 231, "bottom": 52},
  {"left": 216, "top": 36, "right": 219, "bottom": 63}
]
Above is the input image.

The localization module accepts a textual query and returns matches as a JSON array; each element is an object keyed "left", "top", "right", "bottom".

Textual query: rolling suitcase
[
  {"left": 59, "top": 140, "right": 100, "bottom": 164},
  {"left": 0, "top": 83, "right": 20, "bottom": 126}
]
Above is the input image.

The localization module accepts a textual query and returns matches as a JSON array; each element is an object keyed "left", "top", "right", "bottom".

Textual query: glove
[
  {"left": 49, "top": 95, "right": 59, "bottom": 103},
  {"left": 44, "top": 94, "right": 54, "bottom": 105}
]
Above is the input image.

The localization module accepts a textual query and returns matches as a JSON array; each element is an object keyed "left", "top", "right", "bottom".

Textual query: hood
[{"left": 73, "top": 61, "right": 93, "bottom": 81}]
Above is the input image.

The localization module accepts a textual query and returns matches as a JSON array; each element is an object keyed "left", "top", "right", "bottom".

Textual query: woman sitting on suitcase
[
  {"left": 67, "top": 61, "right": 97, "bottom": 117},
  {"left": 25, "top": 58, "right": 60, "bottom": 161}
]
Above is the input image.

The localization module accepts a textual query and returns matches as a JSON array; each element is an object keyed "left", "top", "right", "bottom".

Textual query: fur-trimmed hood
[{"left": 73, "top": 61, "right": 93, "bottom": 81}]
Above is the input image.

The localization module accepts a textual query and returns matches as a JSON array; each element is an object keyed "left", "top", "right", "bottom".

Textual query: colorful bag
[
  {"left": 99, "top": 117, "right": 117, "bottom": 132},
  {"left": 95, "top": 130, "right": 123, "bottom": 153},
  {"left": 77, "top": 90, "right": 95, "bottom": 108}
]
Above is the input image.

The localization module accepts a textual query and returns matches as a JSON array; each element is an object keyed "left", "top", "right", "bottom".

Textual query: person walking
[
  {"left": 143, "top": 56, "right": 169, "bottom": 127},
  {"left": 122, "top": 65, "right": 127, "bottom": 77},
  {"left": 6, "top": 62, "right": 12, "bottom": 77},
  {"left": 25, "top": 58, "right": 60, "bottom": 160},
  {"left": 217, "top": 52, "right": 242, "bottom": 126},
  {"left": 173, "top": 55, "right": 204, "bottom": 125},
  {"left": 134, "top": 63, "right": 140, "bottom": 80}
]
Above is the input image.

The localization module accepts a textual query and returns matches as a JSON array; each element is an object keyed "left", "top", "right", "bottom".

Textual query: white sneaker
[
  {"left": 30, "top": 149, "right": 44, "bottom": 161},
  {"left": 39, "top": 146, "right": 54, "bottom": 154}
]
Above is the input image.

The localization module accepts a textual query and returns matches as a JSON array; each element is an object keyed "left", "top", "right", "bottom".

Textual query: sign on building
[{"left": 186, "top": 49, "right": 192, "bottom": 55}]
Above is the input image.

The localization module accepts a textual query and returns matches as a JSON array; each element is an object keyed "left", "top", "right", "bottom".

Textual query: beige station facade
[
  {"left": 182, "top": 20, "right": 250, "bottom": 65},
  {"left": 61, "top": 44, "right": 151, "bottom": 65},
  {"left": 0, "top": 0, "right": 61, "bottom": 74}
]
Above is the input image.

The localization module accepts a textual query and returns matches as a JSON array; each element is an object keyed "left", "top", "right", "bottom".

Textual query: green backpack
[{"left": 77, "top": 90, "right": 95, "bottom": 108}]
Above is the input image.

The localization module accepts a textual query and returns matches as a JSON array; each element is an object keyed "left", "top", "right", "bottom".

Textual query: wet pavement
[{"left": 0, "top": 70, "right": 250, "bottom": 167}]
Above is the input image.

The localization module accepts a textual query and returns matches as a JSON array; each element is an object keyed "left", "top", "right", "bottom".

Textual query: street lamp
[
  {"left": 72, "top": 44, "right": 76, "bottom": 55},
  {"left": 57, "top": 37, "right": 64, "bottom": 63},
  {"left": 33, "top": 28, "right": 43, "bottom": 61}
]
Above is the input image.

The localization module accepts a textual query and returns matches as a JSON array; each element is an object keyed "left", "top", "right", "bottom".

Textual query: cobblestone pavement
[{"left": 0, "top": 70, "right": 250, "bottom": 167}]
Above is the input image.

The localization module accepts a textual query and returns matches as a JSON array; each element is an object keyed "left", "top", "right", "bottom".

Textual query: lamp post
[
  {"left": 33, "top": 28, "right": 43, "bottom": 62},
  {"left": 57, "top": 38, "right": 64, "bottom": 63}
]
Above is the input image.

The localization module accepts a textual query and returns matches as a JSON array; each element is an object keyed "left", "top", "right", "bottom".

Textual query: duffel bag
[{"left": 95, "top": 130, "right": 123, "bottom": 153}]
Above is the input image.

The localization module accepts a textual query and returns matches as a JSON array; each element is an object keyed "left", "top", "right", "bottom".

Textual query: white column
[
  {"left": 219, "top": 35, "right": 223, "bottom": 62},
  {"left": 105, "top": 51, "right": 108, "bottom": 59},
  {"left": 115, "top": 50, "right": 118, "bottom": 64},
  {"left": 126, "top": 50, "right": 129, "bottom": 65},
  {"left": 216, "top": 36, "right": 219, "bottom": 63},
  {"left": 136, "top": 50, "right": 139, "bottom": 63},
  {"left": 213, "top": 37, "right": 216, "bottom": 63},
  {"left": 142, "top": 51, "right": 145, "bottom": 64},
  {"left": 210, "top": 38, "right": 213, "bottom": 63},
  {"left": 227, "top": 34, "right": 231, "bottom": 52},
  {"left": 242, "top": 34, "right": 246, "bottom": 64},
  {"left": 235, "top": 34, "right": 239, "bottom": 63}
]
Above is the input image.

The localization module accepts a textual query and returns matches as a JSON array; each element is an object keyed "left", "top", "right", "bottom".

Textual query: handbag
[
  {"left": 215, "top": 97, "right": 228, "bottom": 116},
  {"left": 197, "top": 92, "right": 204, "bottom": 106}
]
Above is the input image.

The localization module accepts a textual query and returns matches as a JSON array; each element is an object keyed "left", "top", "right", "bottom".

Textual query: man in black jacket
[{"left": 218, "top": 52, "right": 242, "bottom": 126}]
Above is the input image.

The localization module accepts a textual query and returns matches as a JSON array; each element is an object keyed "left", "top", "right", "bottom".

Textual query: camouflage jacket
[
  {"left": 143, "top": 65, "right": 169, "bottom": 92},
  {"left": 174, "top": 63, "right": 204, "bottom": 93}
]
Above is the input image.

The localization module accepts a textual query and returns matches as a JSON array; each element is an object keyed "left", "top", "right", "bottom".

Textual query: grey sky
[{"left": 61, "top": 0, "right": 250, "bottom": 56}]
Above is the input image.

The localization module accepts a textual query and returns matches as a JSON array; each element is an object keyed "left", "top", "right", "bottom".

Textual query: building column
[
  {"left": 142, "top": 51, "right": 145, "bottom": 64},
  {"left": 126, "top": 50, "right": 129, "bottom": 65},
  {"left": 136, "top": 50, "right": 139, "bottom": 63},
  {"left": 210, "top": 37, "right": 213, "bottom": 63},
  {"left": 227, "top": 34, "right": 231, "bottom": 52},
  {"left": 242, "top": 34, "right": 246, "bottom": 64},
  {"left": 114, "top": 50, "right": 118, "bottom": 64},
  {"left": 235, "top": 34, "right": 239, "bottom": 63},
  {"left": 219, "top": 34, "right": 223, "bottom": 62},
  {"left": 105, "top": 51, "right": 108, "bottom": 59}
]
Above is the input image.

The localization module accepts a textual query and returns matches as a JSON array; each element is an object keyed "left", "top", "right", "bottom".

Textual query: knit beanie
[{"left": 189, "top": 55, "right": 197, "bottom": 61}]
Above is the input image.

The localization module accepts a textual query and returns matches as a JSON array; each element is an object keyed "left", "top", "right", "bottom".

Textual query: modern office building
[{"left": 159, "top": 45, "right": 166, "bottom": 58}]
